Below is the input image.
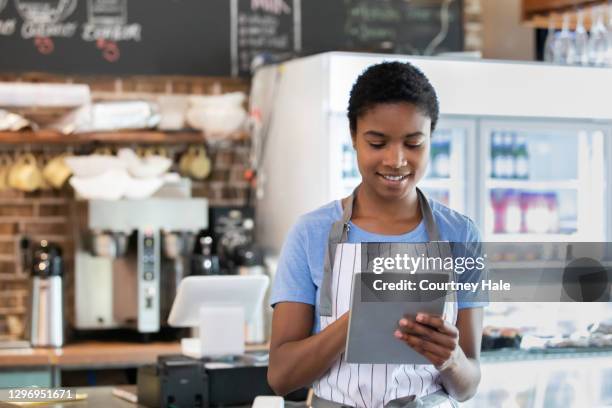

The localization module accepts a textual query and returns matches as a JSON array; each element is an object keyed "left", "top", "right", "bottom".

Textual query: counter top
[
  {"left": 0, "top": 347, "right": 52, "bottom": 368},
  {"left": 2, "top": 342, "right": 610, "bottom": 369},
  {"left": 0, "top": 385, "right": 282, "bottom": 408},
  {"left": 0, "top": 341, "right": 269, "bottom": 369}
]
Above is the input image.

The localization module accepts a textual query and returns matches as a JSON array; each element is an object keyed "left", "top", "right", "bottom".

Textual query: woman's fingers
[
  {"left": 414, "top": 313, "right": 459, "bottom": 337},
  {"left": 397, "top": 318, "right": 457, "bottom": 349},
  {"left": 401, "top": 333, "right": 454, "bottom": 361}
]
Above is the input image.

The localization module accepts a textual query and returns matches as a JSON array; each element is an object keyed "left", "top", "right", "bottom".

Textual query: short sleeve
[
  {"left": 269, "top": 219, "right": 317, "bottom": 307},
  {"left": 456, "top": 218, "right": 489, "bottom": 309}
]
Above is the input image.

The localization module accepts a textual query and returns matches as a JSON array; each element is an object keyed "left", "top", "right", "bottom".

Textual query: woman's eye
[
  {"left": 369, "top": 143, "right": 385, "bottom": 149},
  {"left": 405, "top": 143, "right": 423, "bottom": 148}
]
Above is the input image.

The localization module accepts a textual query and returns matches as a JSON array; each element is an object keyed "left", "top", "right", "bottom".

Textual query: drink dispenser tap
[{"left": 191, "top": 233, "right": 220, "bottom": 275}]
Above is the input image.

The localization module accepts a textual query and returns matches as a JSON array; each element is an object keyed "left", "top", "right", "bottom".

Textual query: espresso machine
[{"left": 74, "top": 199, "right": 207, "bottom": 334}]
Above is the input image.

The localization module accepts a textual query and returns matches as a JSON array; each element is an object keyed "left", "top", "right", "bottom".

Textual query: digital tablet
[{"left": 344, "top": 272, "right": 448, "bottom": 365}]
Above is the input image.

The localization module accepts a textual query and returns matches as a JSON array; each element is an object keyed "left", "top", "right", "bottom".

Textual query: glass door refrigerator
[{"left": 479, "top": 120, "right": 607, "bottom": 242}]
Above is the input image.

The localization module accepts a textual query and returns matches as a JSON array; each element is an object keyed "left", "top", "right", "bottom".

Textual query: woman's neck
[{"left": 351, "top": 184, "right": 421, "bottom": 229}]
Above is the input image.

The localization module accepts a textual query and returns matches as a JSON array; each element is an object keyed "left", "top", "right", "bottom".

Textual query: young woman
[{"left": 267, "top": 62, "right": 484, "bottom": 408}]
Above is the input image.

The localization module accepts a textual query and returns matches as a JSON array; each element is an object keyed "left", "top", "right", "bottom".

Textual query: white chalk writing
[
  {"left": 0, "top": 19, "right": 16, "bottom": 35},
  {"left": 21, "top": 22, "right": 77, "bottom": 38},
  {"left": 81, "top": 23, "right": 141, "bottom": 41},
  {"left": 250, "top": 0, "right": 290, "bottom": 15}
]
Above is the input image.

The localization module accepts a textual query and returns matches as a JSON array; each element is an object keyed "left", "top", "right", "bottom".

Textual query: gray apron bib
[{"left": 314, "top": 187, "right": 458, "bottom": 408}]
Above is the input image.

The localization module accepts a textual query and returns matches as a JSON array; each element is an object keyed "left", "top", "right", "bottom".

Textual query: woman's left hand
[{"left": 394, "top": 313, "right": 461, "bottom": 372}]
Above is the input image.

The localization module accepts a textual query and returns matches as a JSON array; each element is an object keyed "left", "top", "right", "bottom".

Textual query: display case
[{"left": 466, "top": 352, "right": 612, "bottom": 408}]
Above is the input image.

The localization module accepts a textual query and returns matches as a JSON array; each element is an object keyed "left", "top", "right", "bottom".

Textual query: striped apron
[{"left": 313, "top": 187, "right": 458, "bottom": 408}]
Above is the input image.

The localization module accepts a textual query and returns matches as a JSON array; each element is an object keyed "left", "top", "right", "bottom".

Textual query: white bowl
[
  {"left": 65, "top": 155, "right": 127, "bottom": 178},
  {"left": 117, "top": 148, "right": 140, "bottom": 167},
  {"left": 128, "top": 155, "right": 172, "bottom": 179},
  {"left": 69, "top": 169, "right": 129, "bottom": 200},
  {"left": 189, "top": 92, "right": 246, "bottom": 109},
  {"left": 124, "top": 176, "right": 164, "bottom": 199},
  {"left": 186, "top": 107, "right": 246, "bottom": 135}
]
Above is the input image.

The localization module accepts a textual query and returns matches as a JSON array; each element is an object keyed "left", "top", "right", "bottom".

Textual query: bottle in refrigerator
[
  {"left": 429, "top": 141, "right": 439, "bottom": 178},
  {"left": 514, "top": 133, "right": 530, "bottom": 179},
  {"left": 491, "top": 132, "right": 503, "bottom": 178},
  {"left": 546, "top": 192, "right": 560, "bottom": 233},
  {"left": 519, "top": 192, "right": 529, "bottom": 233},
  {"left": 502, "top": 132, "right": 516, "bottom": 179},
  {"left": 490, "top": 189, "right": 507, "bottom": 234},
  {"left": 525, "top": 193, "right": 550, "bottom": 234},
  {"left": 504, "top": 191, "right": 522, "bottom": 234},
  {"left": 342, "top": 143, "right": 356, "bottom": 179},
  {"left": 486, "top": 199, "right": 496, "bottom": 235},
  {"left": 432, "top": 138, "right": 450, "bottom": 178}
]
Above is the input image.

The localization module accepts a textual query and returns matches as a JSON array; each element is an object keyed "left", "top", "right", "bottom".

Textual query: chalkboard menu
[
  {"left": 232, "top": 0, "right": 301, "bottom": 76},
  {"left": 0, "top": 0, "right": 463, "bottom": 76}
]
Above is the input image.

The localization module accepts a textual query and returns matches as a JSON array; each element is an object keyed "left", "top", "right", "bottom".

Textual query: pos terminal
[{"left": 136, "top": 275, "right": 307, "bottom": 407}]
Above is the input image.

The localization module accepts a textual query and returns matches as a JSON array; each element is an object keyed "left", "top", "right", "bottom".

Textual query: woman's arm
[
  {"left": 267, "top": 302, "right": 349, "bottom": 396},
  {"left": 396, "top": 307, "right": 484, "bottom": 402}
]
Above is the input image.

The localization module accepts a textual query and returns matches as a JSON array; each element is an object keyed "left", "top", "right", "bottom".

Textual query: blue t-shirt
[{"left": 270, "top": 198, "right": 486, "bottom": 333}]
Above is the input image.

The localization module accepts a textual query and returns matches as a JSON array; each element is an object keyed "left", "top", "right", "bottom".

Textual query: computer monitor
[{"left": 168, "top": 275, "right": 269, "bottom": 358}]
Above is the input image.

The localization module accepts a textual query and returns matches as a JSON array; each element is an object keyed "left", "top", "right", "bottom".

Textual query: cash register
[{"left": 137, "top": 275, "right": 307, "bottom": 407}]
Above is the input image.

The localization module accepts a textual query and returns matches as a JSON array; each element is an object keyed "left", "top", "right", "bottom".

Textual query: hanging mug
[
  {"left": 155, "top": 146, "right": 170, "bottom": 159},
  {"left": 93, "top": 147, "right": 113, "bottom": 155},
  {"left": 37, "top": 155, "right": 52, "bottom": 191},
  {"left": 9, "top": 153, "right": 43, "bottom": 192},
  {"left": 0, "top": 155, "right": 13, "bottom": 192},
  {"left": 179, "top": 146, "right": 197, "bottom": 176},
  {"left": 43, "top": 153, "right": 72, "bottom": 189},
  {"left": 189, "top": 146, "right": 211, "bottom": 180}
]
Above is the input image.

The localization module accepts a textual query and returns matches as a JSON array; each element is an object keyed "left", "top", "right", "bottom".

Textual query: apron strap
[
  {"left": 417, "top": 188, "right": 440, "bottom": 241},
  {"left": 320, "top": 189, "right": 356, "bottom": 316},
  {"left": 320, "top": 186, "right": 440, "bottom": 316}
]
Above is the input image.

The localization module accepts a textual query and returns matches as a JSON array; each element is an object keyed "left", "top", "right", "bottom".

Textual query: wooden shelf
[
  {"left": 0, "top": 130, "right": 214, "bottom": 145},
  {"left": 522, "top": 0, "right": 608, "bottom": 29}
]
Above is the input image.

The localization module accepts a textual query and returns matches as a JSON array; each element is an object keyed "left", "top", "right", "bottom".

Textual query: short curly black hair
[{"left": 347, "top": 61, "right": 440, "bottom": 134}]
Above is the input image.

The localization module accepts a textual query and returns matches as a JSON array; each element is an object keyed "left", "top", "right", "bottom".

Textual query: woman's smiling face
[{"left": 352, "top": 102, "right": 431, "bottom": 200}]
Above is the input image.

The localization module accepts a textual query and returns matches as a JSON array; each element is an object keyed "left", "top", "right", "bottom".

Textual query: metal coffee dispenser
[
  {"left": 75, "top": 199, "right": 207, "bottom": 334},
  {"left": 28, "top": 240, "right": 64, "bottom": 347}
]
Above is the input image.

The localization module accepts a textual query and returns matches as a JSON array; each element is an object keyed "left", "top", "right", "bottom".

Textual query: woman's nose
[{"left": 383, "top": 145, "right": 407, "bottom": 169}]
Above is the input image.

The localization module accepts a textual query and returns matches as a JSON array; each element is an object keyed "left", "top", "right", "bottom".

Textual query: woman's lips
[{"left": 377, "top": 172, "right": 411, "bottom": 187}]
